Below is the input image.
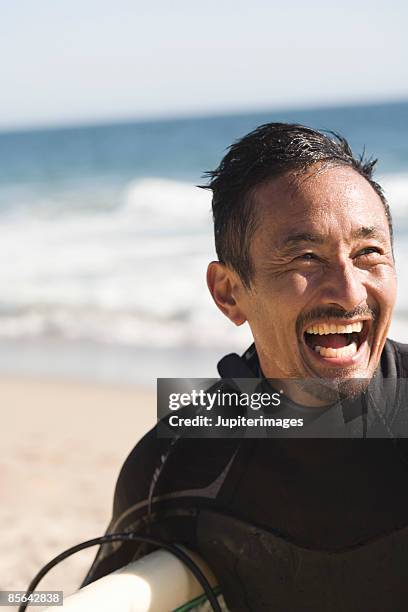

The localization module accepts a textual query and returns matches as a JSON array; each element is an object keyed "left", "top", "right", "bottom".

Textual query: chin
[
  {"left": 295, "top": 345, "right": 379, "bottom": 403},
  {"left": 296, "top": 376, "right": 372, "bottom": 404}
]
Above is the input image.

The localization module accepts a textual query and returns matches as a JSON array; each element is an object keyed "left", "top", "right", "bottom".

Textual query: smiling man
[
  {"left": 206, "top": 124, "right": 398, "bottom": 407},
  {"left": 84, "top": 124, "right": 408, "bottom": 611}
]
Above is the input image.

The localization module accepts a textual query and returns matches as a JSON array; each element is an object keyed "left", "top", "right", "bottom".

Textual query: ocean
[{"left": 0, "top": 101, "right": 407, "bottom": 384}]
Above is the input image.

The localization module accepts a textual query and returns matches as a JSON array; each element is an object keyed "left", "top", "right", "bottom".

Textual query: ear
[{"left": 207, "top": 261, "right": 247, "bottom": 326}]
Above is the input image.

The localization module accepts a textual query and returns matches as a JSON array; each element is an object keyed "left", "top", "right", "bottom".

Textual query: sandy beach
[{"left": 1, "top": 376, "right": 156, "bottom": 608}]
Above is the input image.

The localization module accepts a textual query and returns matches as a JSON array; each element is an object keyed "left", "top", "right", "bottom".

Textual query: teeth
[
  {"left": 305, "top": 321, "right": 363, "bottom": 335},
  {"left": 314, "top": 342, "right": 358, "bottom": 358}
]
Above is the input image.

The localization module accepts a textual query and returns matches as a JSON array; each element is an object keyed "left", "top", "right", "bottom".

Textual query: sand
[{"left": 0, "top": 376, "right": 156, "bottom": 608}]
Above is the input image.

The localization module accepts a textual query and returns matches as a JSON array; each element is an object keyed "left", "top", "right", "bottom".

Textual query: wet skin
[{"left": 207, "top": 165, "right": 397, "bottom": 406}]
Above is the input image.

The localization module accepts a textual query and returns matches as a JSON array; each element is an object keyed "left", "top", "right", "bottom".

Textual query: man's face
[{"left": 234, "top": 165, "right": 396, "bottom": 402}]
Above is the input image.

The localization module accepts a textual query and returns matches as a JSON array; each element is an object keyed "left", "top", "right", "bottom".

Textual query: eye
[
  {"left": 356, "top": 246, "right": 382, "bottom": 257},
  {"left": 297, "top": 252, "right": 318, "bottom": 261}
]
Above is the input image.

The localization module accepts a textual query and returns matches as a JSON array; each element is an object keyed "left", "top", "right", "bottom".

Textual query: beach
[{"left": 0, "top": 376, "right": 155, "bottom": 607}]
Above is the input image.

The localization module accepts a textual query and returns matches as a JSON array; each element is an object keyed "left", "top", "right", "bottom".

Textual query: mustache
[{"left": 297, "top": 304, "right": 378, "bottom": 334}]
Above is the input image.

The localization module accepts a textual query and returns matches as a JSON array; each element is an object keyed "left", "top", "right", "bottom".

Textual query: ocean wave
[
  {"left": 0, "top": 176, "right": 218, "bottom": 346},
  {"left": 123, "top": 178, "right": 212, "bottom": 228},
  {"left": 0, "top": 305, "right": 253, "bottom": 349},
  {"left": 380, "top": 172, "right": 408, "bottom": 224}
]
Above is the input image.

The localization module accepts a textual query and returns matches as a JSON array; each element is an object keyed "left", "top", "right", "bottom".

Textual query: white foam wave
[
  {"left": 0, "top": 305, "right": 252, "bottom": 349},
  {"left": 123, "top": 178, "right": 211, "bottom": 227},
  {"left": 380, "top": 172, "right": 408, "bottom": 223},
  {"left": 0, "top": 177, "right": 232, "bottom": 347}
]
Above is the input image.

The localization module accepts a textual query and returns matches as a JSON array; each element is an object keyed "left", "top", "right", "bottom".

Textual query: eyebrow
[
  {"left": 352, "top": 226, "right": 386, "bottom": 240},
  {"left": 282, "top": 232, "right": 325, "bottom": 249},
  {"left": 278, "top": 226, "right": 387, "bottom": 253}
]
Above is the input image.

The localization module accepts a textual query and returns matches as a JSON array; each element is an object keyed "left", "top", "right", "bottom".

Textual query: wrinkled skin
[{"left": 207, "top": 165, "right": 397, "bottom": 406}]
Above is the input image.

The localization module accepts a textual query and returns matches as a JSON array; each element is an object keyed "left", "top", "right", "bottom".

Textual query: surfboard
[{"left": 42, "top": 548, "right": 227, "bottom": 611}]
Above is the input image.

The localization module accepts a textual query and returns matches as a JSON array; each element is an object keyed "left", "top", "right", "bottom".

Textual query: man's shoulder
[
  {"left": 113, "top": 412, "right": 241, "bottom": 524},
  {"left": 387, "top": 338, "right": 408, "bottom": 353},
  {"left": 384, "top": 338, "right": 408, "bottom": 376}
]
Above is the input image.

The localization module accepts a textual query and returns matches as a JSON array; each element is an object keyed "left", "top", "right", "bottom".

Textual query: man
[{"left": 84, "top": 124, "right": 408, "bottom": 611}]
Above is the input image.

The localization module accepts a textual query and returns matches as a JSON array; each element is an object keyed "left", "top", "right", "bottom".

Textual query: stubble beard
[{"left": 294, "top": 373, "right": 373, "bottom": 405}]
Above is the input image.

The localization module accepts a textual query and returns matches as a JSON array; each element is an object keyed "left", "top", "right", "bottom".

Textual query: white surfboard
[{"left": 42, "top": 548, "right": 227, "bottom": 611}]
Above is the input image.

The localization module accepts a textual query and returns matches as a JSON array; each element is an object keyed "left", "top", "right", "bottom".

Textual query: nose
[{"left": 319, "top": 258, "right": 368, "bottom": 312}]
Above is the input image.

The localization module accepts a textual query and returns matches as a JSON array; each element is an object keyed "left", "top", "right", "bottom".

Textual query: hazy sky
[{"left": 1, "top": 0, "right": 407, "bottom": 129}]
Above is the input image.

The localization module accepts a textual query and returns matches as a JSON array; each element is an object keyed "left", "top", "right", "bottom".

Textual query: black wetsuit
[{"left": 83, "top": 339, "right": 408, "bottom": 611}]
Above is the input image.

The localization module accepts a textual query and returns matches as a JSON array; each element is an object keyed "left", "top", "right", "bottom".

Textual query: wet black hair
[{"left": 201, "top": 122, "right": 392, "bottom": 287}]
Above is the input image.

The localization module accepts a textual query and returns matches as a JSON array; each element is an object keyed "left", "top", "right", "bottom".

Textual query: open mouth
[{"left": 303, "top": 320, "right": 370, "bottom": 360}]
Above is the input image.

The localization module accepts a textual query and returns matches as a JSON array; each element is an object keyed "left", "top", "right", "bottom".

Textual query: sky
[{"left": 1, "top": 0, "right": 407, "bottom": 129}]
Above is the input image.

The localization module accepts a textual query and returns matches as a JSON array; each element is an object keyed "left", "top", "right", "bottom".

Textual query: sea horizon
[{"left": 1, "top": 96, "right": 408, "bottom": 136}]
